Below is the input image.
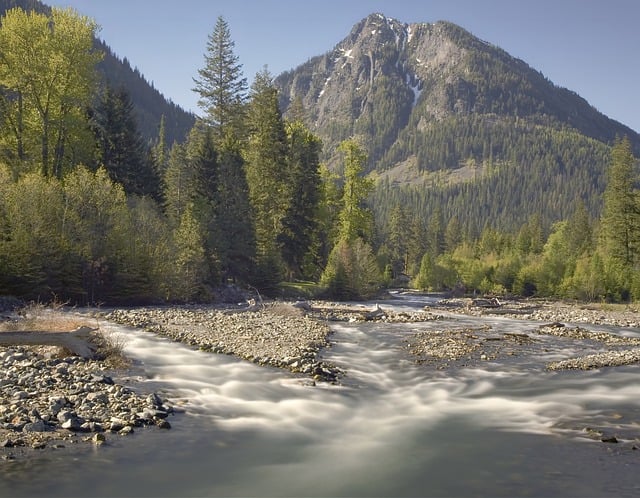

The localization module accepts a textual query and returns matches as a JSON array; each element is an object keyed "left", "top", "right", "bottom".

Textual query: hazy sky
[{"left": 46, "top": 0, "right": 640, "bottom": 132}]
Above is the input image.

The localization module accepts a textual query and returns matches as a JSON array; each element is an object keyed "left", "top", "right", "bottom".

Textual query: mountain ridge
[
  {"left": 275, "top": 12, "right": 640, "bottom": 233},
  {"left": 276, "top": 12, "right": 638, "bottom": 172}
]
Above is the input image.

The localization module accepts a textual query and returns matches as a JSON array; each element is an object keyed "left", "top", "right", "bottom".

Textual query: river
[{"left": 3, "top": 295, "right": 640, "bottom": 497}]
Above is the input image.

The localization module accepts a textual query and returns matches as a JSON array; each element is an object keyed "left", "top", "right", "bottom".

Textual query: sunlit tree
[{"left": 0, "top": 7, "right": 102, "bottom": 177}]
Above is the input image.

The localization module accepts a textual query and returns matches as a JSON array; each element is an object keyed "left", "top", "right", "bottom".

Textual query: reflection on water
[{"left": 3, "top": 296, "right": 640, "bottom": 497}]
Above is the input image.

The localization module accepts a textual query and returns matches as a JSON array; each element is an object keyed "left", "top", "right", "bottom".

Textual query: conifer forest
[{"left": 0, "top": 7, "right": 639, "bottom": 305}]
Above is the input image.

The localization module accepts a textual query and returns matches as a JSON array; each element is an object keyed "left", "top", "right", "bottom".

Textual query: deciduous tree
[{"left": 0, "top": 7, "right": 101, "bottom": 177}]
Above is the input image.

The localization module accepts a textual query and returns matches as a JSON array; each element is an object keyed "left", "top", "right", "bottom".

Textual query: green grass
[{"left": 277, "top": 281, "right": 325, "bottom": 300}]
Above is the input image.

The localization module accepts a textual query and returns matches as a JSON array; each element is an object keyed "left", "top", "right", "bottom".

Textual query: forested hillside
[{"left": 275, "top": 13, "right": 640, "bottom": 234}]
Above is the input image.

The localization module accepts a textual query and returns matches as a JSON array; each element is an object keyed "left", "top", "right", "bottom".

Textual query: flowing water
[{"left": 3, "top": 295, "right": 640, "bottom": 497}]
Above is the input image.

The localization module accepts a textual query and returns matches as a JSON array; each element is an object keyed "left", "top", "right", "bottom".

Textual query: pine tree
[
  {"left": 170, "top": 203, "right": 208, "bottom": 302},
  {"left": 565, "top": 200, "right": 593, "bottom": 256},
  {"left": 192, "top": 15, "right": 247, "bottom": 137},
  {"left": 163, "top": 141, "right": 194, "bottom": 226},
  {"left": 216, "top": 134, "right": 256, "bottom": 283},
  {"left": 385, "top": 204, "right": 410, "bottom": 277},
  {"left": 190, "top": 125, "right": 220, "bottom": 283},
  {"left": 191, "top": 14, "right": 254, "bottom": 285}
]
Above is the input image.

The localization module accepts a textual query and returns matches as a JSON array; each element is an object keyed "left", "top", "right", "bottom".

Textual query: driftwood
[
  {"left": 0, "top": 326, "right": 98, "bottom": 359},
  {"left": 364, "top": 303, "right": 386, "bottom": 320}
]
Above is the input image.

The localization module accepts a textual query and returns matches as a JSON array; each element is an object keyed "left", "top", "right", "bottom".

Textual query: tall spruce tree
[
  {"left": 216, "top": 134, "right": 256, "bottom": 283},
  {"left": 384, "top": 204, "right": 410, "bottom": 278},
  {"left": 163, "top": 141, "right": 194, "bottom": 227},
  {"left": 192, "top": 15, "right": 247, "bottom": 136},
  {"left": 190, "top": 125, "right": 221, "bottom": 283},
  {"left": 191, "top": 15, "right": 255, "bottom": 285}
]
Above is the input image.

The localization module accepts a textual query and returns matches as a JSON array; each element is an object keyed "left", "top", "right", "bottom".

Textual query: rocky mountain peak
[{"left": 276, "top": 13, "right": 638, "bottom": 173}]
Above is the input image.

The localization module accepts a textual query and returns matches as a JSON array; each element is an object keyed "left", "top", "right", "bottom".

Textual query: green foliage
[
  {"left": 337, "top": 139, "right": 375, "bottom": 243},
  {"left": 93, "top": 85, "right": 161, "bottom": 199},
  {"left": 600, "top": 137, "right": 640, "bottom": 266},
  {"left": 0, "top": 6, "right": 101, "bottom": 177},
  {"left": 321, "top": 238, "right": 381, "bottom": 300},
  {"left": 169, "top": 203, "right": 208, "bottom": 302},
  {"left": 3, "top": 11, "right": 640, "bottom": 307},
  {"left": 279, "top": 119, "right": 323, "bottom": 280},
  {"left": 193, "top": 15, "right": 247, "bottom": 135},
  {"left": 215, "top": 134, "right": 256, "bottom": 283},
  {"left": 244, "top": 68, "right": 289, "bottom": 277}
]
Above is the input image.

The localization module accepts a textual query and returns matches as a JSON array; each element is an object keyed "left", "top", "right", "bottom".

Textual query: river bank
[{"left": 1, "top": 296, "right": 639, "bottom": 460}]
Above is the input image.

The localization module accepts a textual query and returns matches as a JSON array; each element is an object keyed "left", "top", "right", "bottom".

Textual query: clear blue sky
[{"left": 46, "top": 0, "right": 640, "bottom": 132}]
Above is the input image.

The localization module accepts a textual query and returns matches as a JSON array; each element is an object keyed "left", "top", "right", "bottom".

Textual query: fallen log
[{"left": 0, "top": 326, "right": 98, "bottom": 358}]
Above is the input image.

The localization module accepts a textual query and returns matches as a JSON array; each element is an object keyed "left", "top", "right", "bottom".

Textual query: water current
[{"left": 3, "top": 295, "right": 640, "bottom": 497}]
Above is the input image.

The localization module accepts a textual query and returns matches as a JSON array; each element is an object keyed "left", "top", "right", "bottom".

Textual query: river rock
[{"left": 23, "top": 420, "right": 46, "bottom": 432}]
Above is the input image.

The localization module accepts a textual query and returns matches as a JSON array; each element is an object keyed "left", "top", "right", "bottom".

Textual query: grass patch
[{"left": 277, "top": 281, "right": 325, "bottom": 300}]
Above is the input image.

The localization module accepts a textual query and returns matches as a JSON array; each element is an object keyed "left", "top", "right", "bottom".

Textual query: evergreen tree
[
  {"left": 600, "top": 137, "right": 639, "bottom": 266},
  {"left": 565, "top": 200, "right": 593, "bottom": 256},
  {"left": 170, "top": 202, "right": 208, "bottom": 302},
  {"left": 426, "top": 207, "right": 445, "bottom": 258},
  {"left": 216, "top": 134, "right": 256, "bottom": 283},
  {"left": 190, "top": 124, "right": 221, "bottom": 283},
  {"left": 406, "top": 216, "right": 427, "bottom": 276},
  {"left": 163, "top": 141, "right": 194, "bottom": 226},
  {"left": 192, "top": 15, "right": 247, "bottom": 137},
  {"left": 385, "top": 204, "right": 410, "bottom": 278},
  {"left": 154, "top": 115, "right": 168, "bottom": 174},
  {"left": 244, "top": 68, "right": 289, "bottom": 284},
  {"left": 93, "top": 85, "right": 160, "bottom": 199},
  {"left": 445, "top": 216, "right": 463, "bottom": 252},
  {"left": 278, "top": 119, "right": 322, "bottom": 280}
]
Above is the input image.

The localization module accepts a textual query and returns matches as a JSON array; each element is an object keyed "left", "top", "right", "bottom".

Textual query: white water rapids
[{"left": 3, "top": 296, "right": 640, "bottom": 497}]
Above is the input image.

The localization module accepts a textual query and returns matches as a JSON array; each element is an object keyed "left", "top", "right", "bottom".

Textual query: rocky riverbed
[
  {"left": 405, "top": 296, "right": 640, "bottom": 371},
  {"left": 0, "top": 300, "right": 439, "bottom": 460},
  {"left": 2, "top": 296, "right": 639, "bottom": 460},
  {"left": 102, "top": 301, "right": 443, "bottom": 383},
  {"left": 0, "top": 343, "right": 177, "bottom": 460}
]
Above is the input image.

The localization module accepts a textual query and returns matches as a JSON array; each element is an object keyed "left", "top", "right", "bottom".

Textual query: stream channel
[{"left": 2, "top": 294, "right": 640, "bottom": 497}]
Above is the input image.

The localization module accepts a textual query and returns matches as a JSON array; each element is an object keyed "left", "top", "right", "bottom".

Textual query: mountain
[
  {"left": 96, "top": 40, "right": 195, "bottom": 145},
  {"left": 0, "top": 0, "right": 194, "bottom": 145},
  {"left": 275, "top": 13, "right": 640, "bottom": 232}
]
